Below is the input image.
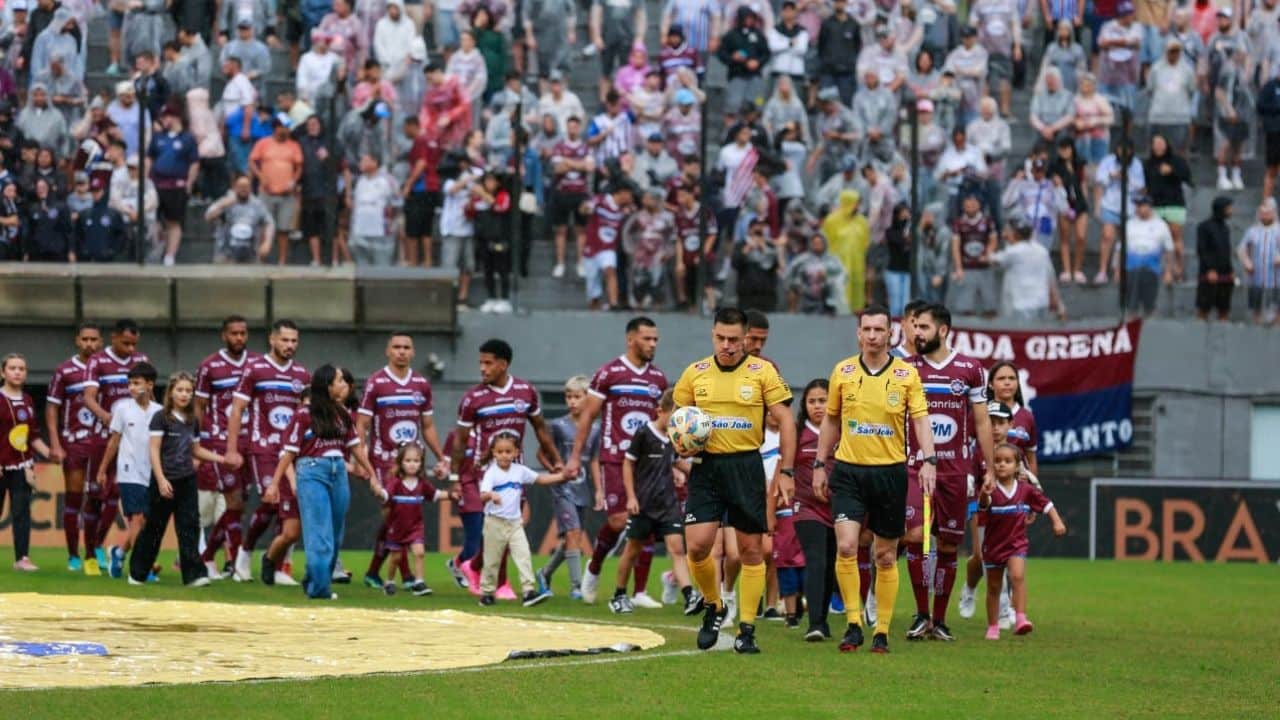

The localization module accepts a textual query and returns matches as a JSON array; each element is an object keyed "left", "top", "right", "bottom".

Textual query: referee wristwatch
[
  {"left": 779, "top": 468, "right": 794, "bottom": 477},
  {"left": 923, "top": 455, "right": 939, "bottom": 466},
  {"left": 812, "top": 458, "right": 825, "bottom": 470}
]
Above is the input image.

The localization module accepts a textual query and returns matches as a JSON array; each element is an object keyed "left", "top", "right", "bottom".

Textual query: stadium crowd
[
  {"left": 0, "top": 304, "right": 1064, "bottom": 652},
  {"left": 0, "top": 0, "right": 1277, "bottom": 322}
]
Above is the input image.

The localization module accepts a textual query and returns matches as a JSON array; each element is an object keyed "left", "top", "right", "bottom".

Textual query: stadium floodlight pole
[
  {"left": 695, "top": 78, "right": 709, "bottom": 316},
  {"left": 136, "top": 77, "right": 147, "bottom": 267}
]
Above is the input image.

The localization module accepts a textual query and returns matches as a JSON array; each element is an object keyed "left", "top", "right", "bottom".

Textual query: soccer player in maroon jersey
[
  {"left": 224, "top": 319, "right": 310, "bottom": 584},
  {"left": 193, "top": 315, "right": 258, "bottom": 579},
  {"left": 446, "top": 339, "right": 563, "bottom": 598},
  {"left": 903, "top": 303, "right": 996, "bottom": 642},
  {"left": 81, "top": 319, "right": 150, "bottom": 574},
  {"left": 356, "top": 332, "right": 448, "bottom": 588},
  {"left": 562, "top": 317, "right": 667, "bottom": 605},
  {"left": 978, "top": 443, "right": 1066, "bottom": 639},
  {"left": 44, "top": 323, "right": 103, "bottom": 573},
  {"left": 548, "top": 116, "right": 596, "bottom": 279}
]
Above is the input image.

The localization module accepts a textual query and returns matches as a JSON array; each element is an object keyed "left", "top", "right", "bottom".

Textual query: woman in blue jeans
[
  {"left": 883, "top": 201, "right": 914, "bottom": 317},
  {"left": 273, "top": 365, "right": 381, "bottom": 599}
]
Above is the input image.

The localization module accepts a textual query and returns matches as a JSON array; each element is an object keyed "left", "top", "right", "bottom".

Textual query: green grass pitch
[{"left": 1, "top": 548, "right": 1276, "bottom": 718}]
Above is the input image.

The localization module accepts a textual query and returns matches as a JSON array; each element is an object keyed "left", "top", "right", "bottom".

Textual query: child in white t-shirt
[
  {"left": 477, "top": 434, "right": 567, "bottom": 607},
  {"left": 95, "top": 362, "right": 160, "bottom": 579}
]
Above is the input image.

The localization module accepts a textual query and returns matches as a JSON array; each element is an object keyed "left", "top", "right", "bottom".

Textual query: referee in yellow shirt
[
  {"left": 673, "top": 308, "right": 795, "bottom": 654},
  {"left": 812, "top": 305, "right": 936, "bottom": 654}
]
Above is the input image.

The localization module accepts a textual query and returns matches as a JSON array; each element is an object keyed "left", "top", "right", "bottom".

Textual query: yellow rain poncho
[{"left": 821, "top": 190, "right": 871, "bottom": 312}]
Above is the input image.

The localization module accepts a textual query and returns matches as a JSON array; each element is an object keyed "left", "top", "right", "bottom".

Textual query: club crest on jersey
[
  {"left": 15, "top": 409, "right": 27, "bottom": 422},
  {"left": 905, "top": 506, "right": 915, "bottom": 519},
  {"left": 739, "top": 385, "right": 753, "bottom": 401},
  {"left": 893, "top": 368, "right": 910, "bottom": 379},
  {"left": 840, "top": 363, "right": 855, "bottom": 375},
  {"left": 747, "top": 362, "right": 762, "bottom": 371},
  {"left": 950, "top": 379, "right": 967, "bottom": 395},
  {"left": 694, "top": 361, "right": 711, "bottom": 371},
  {"left": 513, "top": 399, "right": 530, "bottom": 413},
  {"left": 412, "top": 392, "right": 426, "bottom": 405},
  {"left": 646, "top": 384, "right": 662, "bottom": 399},
  {"left": 291, "top": 379, "right": 305, "bottom": 393}
]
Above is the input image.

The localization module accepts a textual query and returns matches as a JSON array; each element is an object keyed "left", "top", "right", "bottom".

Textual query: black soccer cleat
[
  {"left": 784, "top": 615, "right": 800, "bottom": 629},
  {"left": 696, "top": 602, "right": 729, "bottom": 650},
  {"left": 260, "top": 556, "right": 276, "bottom": 586},
  {"left": 906, "top": 613, "right": 931, "bottom": 640},
  {"left": 762, "top": 608, "right": 783, "bottom": 621},
  {"left": 930, "top": 622, "right": 956, "bottom": 642},
  {"left": 733, "top": 623, "right": 760, "bottom": 654},
  {"left": 478, "top": 594, "right": 496, "bottom": 607},
  {"left": 839, "top": 623, "right": 865, "bottom": 653},
  {"left": 683, "top": 592, "right": 705, "bottom": 617},
  {"left": 804, "top": 624, "right": 828, "bottom": 642},
  {"left": 871, "top": 632, "right": 890, "bottom": 654},
  {"left": 411, "top": 581, "right": 433, "bottom": 597},
  {"left": 523, "top": 589, "right": 552, "bottom": 607},
  {"left": 382, "top": 581, "right": 397, "bottom": 596}
]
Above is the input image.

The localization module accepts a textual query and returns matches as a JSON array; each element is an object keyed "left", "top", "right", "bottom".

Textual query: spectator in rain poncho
[
  {"left": 852, "top": 69, "right": 897, "bottom": 161},
  {"left": 174, "top": 27, "right": 213, "bottom": 93},
  {"left": 17, "top": 83, "right": 70, "bottom": 156},
  {"left": 33, "top": 51, "right": 87, "bottom": 128},
  {"left": 374, "top": 0, "right": 416, "bottom": 72},
  {"left": 339, "top": 98, "right": 393, "bottom": 171},
  {"left": 296, "top": 31, "right": 344, "bottom": 107},
  {"left": 319, "top": 0, "right": 367, "bottom": 87},
  {"left": 387, "top": 36, "right": 427, "bottom": 119},
  {"left": 785, "top": 231, "right": 848, "bottom": 315},
  {"left": 106, "top": 81, "right": 151, "bottom": 158},
  {"left": 820, "top": 189, "right": 870, "bottom": 311},
  {"left": 122, "top": 0, "right": 176, "bottom": 69},
  {"left": 761, "top": 75, "right": 811, "bottom": 146},
  {"left": 30, "top": 8, "right": 84, "bottom": 85},
  {"left": 217, "top": 0, "right": 277, "bottom": 43}
]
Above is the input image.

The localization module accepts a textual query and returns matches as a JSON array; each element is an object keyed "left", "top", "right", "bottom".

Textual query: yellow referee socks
[
  {"left": 738, "top": 562, "right": 766, "bottom": 625},
  {"left": 687, "top": 555, "right": 721, "bottom": 609},
  {"left": 834, "top": 554, "right": 862, "bottom": 626},
  {"left": 874, "top": 562, "right": 900, "bottom": 636}
]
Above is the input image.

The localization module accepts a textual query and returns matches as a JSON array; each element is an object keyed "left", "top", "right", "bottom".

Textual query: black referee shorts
[
  {"left": 684, "top": 450, "right": 768, "bottom": 535},
  {"left": 829, "top": 460, "right": 907, "bottom": 540}
]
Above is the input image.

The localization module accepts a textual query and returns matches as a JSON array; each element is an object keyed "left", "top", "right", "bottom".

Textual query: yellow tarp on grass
[{"left": 0, "top": 593, "right": 665, "bottom": 688}]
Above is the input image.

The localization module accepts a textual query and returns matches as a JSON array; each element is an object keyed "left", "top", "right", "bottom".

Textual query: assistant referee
[
  {"left": 811, "top": 305, "right": 936, "bottom": 655},
  {"left": 673, "top": 308, "right": 795, "bottom": 655}
]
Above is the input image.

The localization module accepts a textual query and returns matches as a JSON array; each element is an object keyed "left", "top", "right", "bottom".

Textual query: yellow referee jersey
[
  {"left": 827, "top": 354, "right": 927, "bottom": 466},
  {"left": 673, "top": 355, "right": 792, "bottom": 454}
]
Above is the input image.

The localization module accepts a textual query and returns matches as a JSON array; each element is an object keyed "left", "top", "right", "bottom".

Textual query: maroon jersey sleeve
[
  {"left": 47, "top": 365, "right": 67, "bottom": 406},
  {"left": 456, "top": 389, "right": 477, "bottom": 427},
  {"left": 1024, "top": 483, "right": 1052, "bottom": 514},
  {"left": 194, "top": 358, "right": 213, "bottom": 400},
  {"left": 84, "top": 355, "right": 103, "bottom": 387},
  {"left": 282, "top": 407, "right": 308, "bottom": 455},
  {"left": 345, "top": 417, "right": 361, "bottom": 449},
  {"left": 232, "top": 362, "right": 257, "bottom": 403},
  {"left": 587, "top": 364, "right": 613, "bottom": 400},
  {"left": 358, "top": 375, "right": 377, "bottom": 417}
]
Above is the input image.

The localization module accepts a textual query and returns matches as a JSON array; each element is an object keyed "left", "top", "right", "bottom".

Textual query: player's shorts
[
  {"left": 87, "top": 445, "right": 118, "bottom": 499},
  {"left": 983, "top": 551, "right": 1025, "bottom": 570},
  {"left": 197, "top": 457, "right": 248, "bottom": 493},
  {"left": 385, "top": 526, "right": 425, "bottom": 550},
  {"left": 198, "top": 489, "right": 228, "bottom": 529},
  {"left": 62, "top": 443, "right": 95, "bottom": 480},
  {"left": 601, "top": 462, "right": 627, "bottom": 516},
  {"left": 277, "top": 476, "right": 299, "bottom": 520},
  {"left": 684, "top": 450, "right": 767, "bottom": 535},
  {"left": 548, "top": 191, "right": 586, "bottom": 227},
  {"left": 553, "top": 494, "right": 588, "bottom": 534},
  {"left": 828, "top": 460, "right": 907, "bottom": 540},
  {"left": 119, "top": 482, "right": 149, "bottom": 516},
  {"left": 156, "top": 187, "right": 188, "bottom": 223},
  {"left": 906, "top": 470, "right": 969, "bottom": 542},
  {"left": 404, "top": 191, "right": 439, "bottom": 237},
  {"left": 250, "top": 454, "right": 299, "bottom": 520},
  {"left": 625, "top": 512, "right": 682, "bottom": 541}
]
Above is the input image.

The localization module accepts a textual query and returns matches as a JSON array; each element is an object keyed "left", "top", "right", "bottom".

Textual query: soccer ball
[{"left": 668, "top": 406, "right": 713, "bottom": 454}]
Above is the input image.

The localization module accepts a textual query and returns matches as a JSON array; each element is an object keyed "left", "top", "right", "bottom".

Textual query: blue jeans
[
  {"left": 227, "top": 134, "right": 252, "bottom": 177},
  {"left": 295, "top": 457, "right": 351, "bottom": 599},
  {"left": 460, "top": 511, "right": 484, "bottom": 561},
  {"left": 885, "top": 270, "right": 911, "bottom": 318}
]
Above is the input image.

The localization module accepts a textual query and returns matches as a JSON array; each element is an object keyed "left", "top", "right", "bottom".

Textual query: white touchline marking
[{"left": 502, "top": 612, "right": 697, "bottom": 633}]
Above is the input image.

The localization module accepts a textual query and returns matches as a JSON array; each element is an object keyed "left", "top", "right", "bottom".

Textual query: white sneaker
[
  {"left": 495, "top": 299, "right": 513, "bottom": 314},
  {"left": 479, "top": 299, "right": 496, "bottom": 313},
  {"left": 608, "top": 594, "right": 634, "bottom": 614},
  {"left": 204, "top": 561, "right": 224, "bottom": 580},
  {"left": 274, "top": 571, "right": 300, "bottom": 586},
  {"left": 575, "top": 263, "right": 586, "bottom": 279},
  {"left": 1231, "top": 168, "right": 1245, "bottom": 190},
  {"left": 233, "top": 549, "right": 253, "bottom": 582},
  {"left": 552, "top": 263, "right": 565, "bottom": 278},
  {"left": 163, "top": 255, "right": 176, "bottom": 267},
  {"left": 186, "top": 576, "right": 211, "bottom": 588},
  {"left": 724, "top": 592, "right": 738, "bottom": 625},
  {"left": 631, "top": 591, "right": 663, "bottom": 609},
  {"left": 958, "top": 584, "right": 976, "bottom": 619},
  {"left": 1217, "top": 171, "right": 1233, "bottom": 191},
  {"left": 660, "top": 570, "right": 679, "bottom": 605},
  {"left": 998, "top": 595, "right": 1014, "bottom": 630},
  {"left": 581, "top": 569, "right": 600, "bottom": 604},
  {"left": 864, "top": 589, "right": 878, "bottom": 627}
]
